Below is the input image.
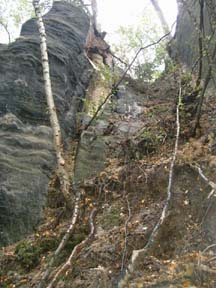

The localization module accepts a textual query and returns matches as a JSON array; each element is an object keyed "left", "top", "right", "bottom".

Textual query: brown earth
[{"left": 1, "top": 69, "right": 216, "bottom": 288}]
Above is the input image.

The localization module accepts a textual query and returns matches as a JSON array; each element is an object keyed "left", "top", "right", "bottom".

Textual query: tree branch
[
  {"left": 46, "top": 208, "right": 97, "bottom": 288},
  {"left": 180, "top": 0, "right": 216, "bottom": 88},
  {"left": 150, "top": 0, "right": 171, "bottom": 40},
  {"left": 83, "top": 31, "right": 171, "bottom": 132},
  {"left": 190, "top": 164, "right": 216, "bottom": 198},
  {"left": 0, "top": 20, "right": 11, "bottom": 43},
  {"left": 118, "top": 77, "right": 182, "bottom": 288},
  {"left": 109, "top": 50, "right": 128, "bottom": 67},
  {"left": 193, "top": 44, "right": 216, "bottom": 135},
  {"left": 121, "top": 195, "right": 132, "bottom": 272},
  {"left": 196, "top": 0, "right": 204, "bottom": 87},
  {"left": 37, "top": 193, "right": 81, "bottom": 288}
]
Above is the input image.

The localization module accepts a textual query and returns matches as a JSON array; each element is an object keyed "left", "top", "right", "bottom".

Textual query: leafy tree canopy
[
  {"left": 0, "top": 0, "right": 58, "bottom": 43},
  {"left": 111, "top": 6, "right": 169, "bottom": 82},
  {"left": 0, "top": 0, "right": 34, "bottom": 42},
  {"left": 0, "top": 0, "right": 90, "bottom": 43}
]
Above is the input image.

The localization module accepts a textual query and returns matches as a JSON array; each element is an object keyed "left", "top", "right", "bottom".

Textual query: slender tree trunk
[
  {"left": 193, "top": 44, "right": 216, "bottom": 135},
  {"left": 118, "top": 79, "right": 182, "bottom": 288},
  {"left": 91, "top": 0, "right": 98, "bottom": 30},
  {"left": 150, "top": 0, "right": 171, "bottom": 40},
  {"left": 196, "top": 0, "right": 204, "bottom": 87},
  {"left": 46, "top": 208, "right": 97, "bottom": 288},
  {"left": 0, "top": 21, "right": 11, "bottom": 43},
  {"left": 32, "top": 0, "right": 72, "bottom": 209}
]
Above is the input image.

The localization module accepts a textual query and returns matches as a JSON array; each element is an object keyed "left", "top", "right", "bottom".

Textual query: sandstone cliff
[
  {"left": 173, "top": 0, "right": 216, "bottom": 78},
  {"left": 0, "top": 1, "right": 92, "bottom": 247}
]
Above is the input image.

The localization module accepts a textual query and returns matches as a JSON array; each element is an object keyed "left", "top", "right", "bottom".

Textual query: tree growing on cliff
[
  {"left": 179, "top": 0, "right": 216, "bottom": 135},
  {"left": 32, "top": 0, "right": 73, "bottom": 209}
]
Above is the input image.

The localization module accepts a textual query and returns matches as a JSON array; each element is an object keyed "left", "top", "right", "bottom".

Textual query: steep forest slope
[{"left": 1, "top": 1, "right": 216, "bottom": 288}]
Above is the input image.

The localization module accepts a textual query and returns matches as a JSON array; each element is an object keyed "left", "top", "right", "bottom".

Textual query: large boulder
[{"left": 0, "top": 1, "right": 92, "bottom": 247}]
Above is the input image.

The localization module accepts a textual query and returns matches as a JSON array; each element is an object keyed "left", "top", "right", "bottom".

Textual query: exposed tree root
[
  {"left": 189, "top": 164, "right": 216, "bottom": 226},
  {"left": 118, "top": 81, "right": 182, "bottom": 288},
  {"left": 191, "top": 165, "right": 216, "bottom": 199},
  {"left": 0, "top": 20, "right": 11, "bottom": 43},
  {"left": 121, "top": 195, "right": 132, "bottom": 272},
  {"left": 90, "top": 266, "right": 109, "bottom": 288},
  {"left": 37, "top": 194, "right": 81, "bottom": 288},
  {"left": 198, "top": 244, "right": 216, "bottom": 276},
  {"left": 46, "top": 208, "right": 97, "bottom": 288}
]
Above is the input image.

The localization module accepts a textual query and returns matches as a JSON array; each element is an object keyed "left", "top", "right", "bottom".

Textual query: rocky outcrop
[
  {"left": 0, "top": 1, "right": 93, "bottom": 247},
  {"left": 173, "top": 0, "right": 216, "bottom": 77}
]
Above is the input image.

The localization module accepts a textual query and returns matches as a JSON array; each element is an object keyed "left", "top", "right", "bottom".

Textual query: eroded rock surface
[
  {"left": 173, "top": 0, "right": 216, "bottom": 77},
  {"left": 0, "top": 1, "right": 92, "bottom": 247}
]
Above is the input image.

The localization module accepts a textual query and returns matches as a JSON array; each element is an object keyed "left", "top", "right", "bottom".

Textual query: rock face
[
  {"left": 173, "top": 0, "right": 216, "bottom": 77},
  {"left": 74, "top": 82, "right": 149, "bottom": 183},
  {"left": 0, "top": 1, "right": 92, "bottom": 247}
]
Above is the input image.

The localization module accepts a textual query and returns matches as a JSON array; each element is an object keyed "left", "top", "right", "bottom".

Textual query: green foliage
[
  {"left": 181, "top": 71, "right": 192, "bottom": 85},
  {"left": 64, "top": 233, "right": 86, "bottom": 251},
  {"left": 0, "top": 0, "right": 33, "bottom": 42},
  {"left": 100, "top": 203, "right": 122, "bottom": 230},
  {"left": 38, "top": 236, "right": 59, "bottom": 252},
  {"left": 165, "top": 61, "right": 179, "bottom": 74},
  {"left": 0, "top": 0, "right": 53, "bottom": 43},
  {"left": 100, "top": 64, "right": 119, "bottom": 87},
  {"left": 139, "top": 127, "right": 166, "bottom": 148},
  {"left": 15, "top": 235, "right": 59, "bottom": 271},
  {"left": 54, "top": 231, "right": 87, "bottom": 266},
  {"left": 0, "top": 278, "right": 13, "bottom": 288},
  {"left": 111, "top": 7, "right": 169, "bottom": 82},
  {"left": 15, "top": 241, "right": 41, "bottom": 270}
]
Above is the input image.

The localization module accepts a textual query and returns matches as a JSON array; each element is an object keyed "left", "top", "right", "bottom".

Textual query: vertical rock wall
[
  {"left": 172, "top": 0, "right": 216, "bottom": 78},
  {"left": 0, "top": 1, "right": 93, "bottom": 247}
]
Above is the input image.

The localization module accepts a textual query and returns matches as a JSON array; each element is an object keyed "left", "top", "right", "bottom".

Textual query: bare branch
[
  {"left": 37, "top": 193, "right": 81, "bottom": 288},
  {"left": 46, "top": 208, "right": 97, "bottom": 288},
  {"left": 121, "top": 195, "right": 132, "bottom": 271},
  {"left": 90, "top": 266, "right": 109, "bottom": 288},
  {"left": 193, "top": 44, "right": 216, "bottom": 135},
  {"left": 0, "top": 20, "right": 11, "bottom": 43},
  {"left": 196, "top": 0, "right": 204, "bottom": 87},
  {"left": 83, "top": 31, "right": 171, "bottom": 132},
  {"left": 118, "top": 77, "right": 182, "bottom": 288},
  {"left": 190, "top": 165, "right": 216, "bottom": 198},
  {"left": 90, "top": 0, "right": 98, "bottom": 30},
  {"left": 150, "top": 0, "right": 171, "bottom": 40},
  {"left": 109, "top": 50, "right": 128, "bottom": 67},
  {"left": 180, "top": 0, "right": 216, "bottom": 88}
]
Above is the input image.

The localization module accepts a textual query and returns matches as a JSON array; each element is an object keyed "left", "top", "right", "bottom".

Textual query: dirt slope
[{"left": 1, "top": 70, "right": 216, "bottom": 288}]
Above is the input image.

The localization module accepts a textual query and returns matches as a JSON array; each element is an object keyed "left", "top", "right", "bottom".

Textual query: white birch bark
[
  {"left": 91, "top": 0, "right": 98, "bottom": 30},
  {"left": 32, "top": 0, "right": 72, "bottom": 208},
  {"left": 118, "top": 79, "right": 182, "bottom": 288}
]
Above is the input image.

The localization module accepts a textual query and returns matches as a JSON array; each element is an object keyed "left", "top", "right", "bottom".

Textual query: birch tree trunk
[
  {"left": 150, "top": 0, "right": 172, "bottom": 40},
  {"left": 32, "top": 0, "right": 72, "bottom": 209},
  {"left": 0, "top": 21, "right": 11, "bottom": 43},
  {"left": 91, "top": 0, "right": 98, "bottom": 30}
]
